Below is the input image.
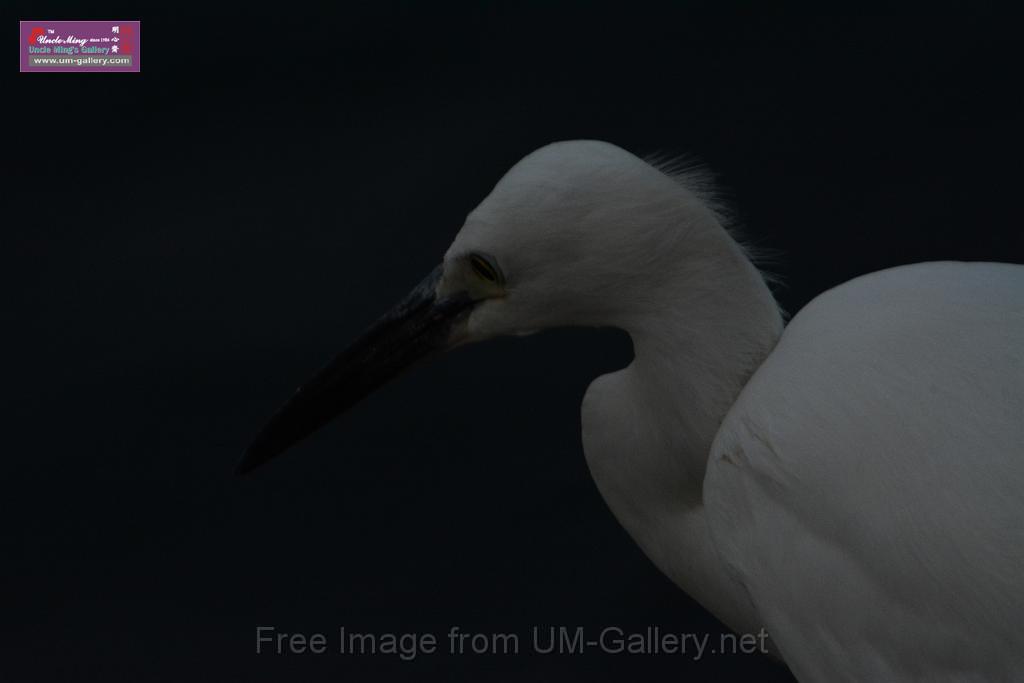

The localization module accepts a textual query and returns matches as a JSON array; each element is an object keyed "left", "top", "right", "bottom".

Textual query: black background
[{"left": 5, "top": 4, "right": 1022, "bottom": 681}]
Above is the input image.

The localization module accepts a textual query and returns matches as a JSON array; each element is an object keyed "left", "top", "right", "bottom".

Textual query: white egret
[{"left": 239, "top": 140, "right": 1024, "bottom": 681}]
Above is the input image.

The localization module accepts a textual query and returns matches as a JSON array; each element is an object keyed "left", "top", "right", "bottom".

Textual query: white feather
[{"left": 442, "top": 140, "right": 1024, "bottom": 680}]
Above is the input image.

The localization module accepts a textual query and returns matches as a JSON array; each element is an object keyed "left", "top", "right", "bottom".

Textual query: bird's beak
[{"left": 237, "top": 264, "right": 473, "bottom": 475}]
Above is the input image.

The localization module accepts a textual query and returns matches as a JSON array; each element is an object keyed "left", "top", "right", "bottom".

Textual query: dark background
[{"left": 4, "top": 3, "right": 1022, "bottom": 681}]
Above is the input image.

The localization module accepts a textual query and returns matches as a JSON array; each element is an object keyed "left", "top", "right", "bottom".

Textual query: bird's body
[
  {"left": 706, "top": 261, "right": 1024, "bottom": 681},
  {"left": 243, "top": 140, "right": 1024, "bottom": 681}
]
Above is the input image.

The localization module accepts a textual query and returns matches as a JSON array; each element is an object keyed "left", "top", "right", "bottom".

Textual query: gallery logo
[{"left": 20, "top": 21, "right": 141, "bottom": 72}]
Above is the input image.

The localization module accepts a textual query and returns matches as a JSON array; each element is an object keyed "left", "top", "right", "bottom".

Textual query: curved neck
[
  {"left": 583, "top": 224, "right": 783, "bottom": 638},
  {"left": 624, "top": 231, "right": 784, "bottom": 500}
]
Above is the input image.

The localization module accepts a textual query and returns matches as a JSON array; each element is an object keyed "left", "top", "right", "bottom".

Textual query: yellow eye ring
[{"left": 469, "top": 254, "right": 502, "bottom": 285}]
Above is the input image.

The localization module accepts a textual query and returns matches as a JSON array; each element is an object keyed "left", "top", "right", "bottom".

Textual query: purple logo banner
[{"left": 20, "top": 21, "right": 140, "bottom": 72}]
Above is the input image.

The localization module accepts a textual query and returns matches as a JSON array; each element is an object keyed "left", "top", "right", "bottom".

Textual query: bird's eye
[{"left": 469, "top": 254, "right": 502, "bottom": 285}]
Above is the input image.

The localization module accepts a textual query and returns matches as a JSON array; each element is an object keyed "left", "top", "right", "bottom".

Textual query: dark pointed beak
[{"left": 237, "top": 265, "right": 472, "bottom": 475}]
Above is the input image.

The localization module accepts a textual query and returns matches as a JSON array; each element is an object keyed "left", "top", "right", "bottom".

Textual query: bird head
[{"left": 238, "top": 140, "right": 730, "bottom": 474}]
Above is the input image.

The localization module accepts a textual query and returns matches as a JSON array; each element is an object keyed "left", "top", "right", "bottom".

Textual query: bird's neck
[
  {"left": 627, "top": 237, "right": 783, "bottom": 494},
  {"left": 584, "top": 228, "right": 783, "bottom": 637}
]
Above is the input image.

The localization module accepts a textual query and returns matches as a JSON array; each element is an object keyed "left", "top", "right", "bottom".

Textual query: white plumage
[
  {"left": 445, "top": 141, "right": 1024, "bottom": 680},
  {"left": 244, "top": 139, "right": 1024, "bottom": 681},
  {"left": 706, "top": 262, "right": 1024, "bottom": 680}
]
